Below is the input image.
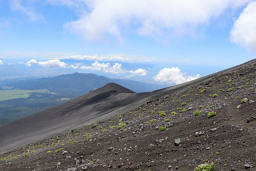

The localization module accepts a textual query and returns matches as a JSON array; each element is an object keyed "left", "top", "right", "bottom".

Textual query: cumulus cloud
[
  {"left": 80, "top": 61, "right": 147, "bottom": 76},
  {"left": 81, "top": 61, "right": 124, "bottom": 74},
  {"left": 129, "top": 68, "right": 147, "bottom": 76},
  {"left": 0, "top": 60, "right": 3, "bottom": 65},
  {"left": 64, "top": 0, "right": 251, "bottom": 41},
  {"left": 9, "top": 0, "right": 44, "bottom": 22},
  {"left": 231, "top": 1, "right": 256, "bottom": 50},
  {"left": 154, "top": 67, "right": 200, "bottom": 85},
  {"left": 26, "top": 59, "right": 67, "bottom": 68}
]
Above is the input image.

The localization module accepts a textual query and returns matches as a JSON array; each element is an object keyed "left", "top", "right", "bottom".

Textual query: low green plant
[
  {"left": 198, "top": 105, "right": 203, "bottom": 109},
  {"left": 200, "top": 87, "right": 206, "bottom": 93},
  {"left": 241, "top": 98, "right": 248, "bottom": 104},
  {"left": 181, "top": 102, "right": 187, "bottom": 106},
  {"left": 212, "top": 94, "right": 218, "bottom": 98},
  {"left": 194, "top": 110, "right": 201, "bottom": 116},
  {"left": 227, "top": 87, "right": 234, "bottom": 92},
  {"left": 171, "top": 112, "right": 177, "bottom": 116},
  {"left": 182, "top": 108, "right": 187, "bottom": 112},
  {"left": 118, "top": 122, "right": 126, "bottom": 129},
  {"left": 151, "top": 119, "right": 158, "bottom": 122},
  {"left": 208, "top": 111, "right": 216, "bottom": 118},
  {"left": 159, "top": 126, "right": 167, "bottom": 131},
  {"left": 84, "top": 133, "right": 92, "bottom": 140},
  {"left": 165, "top": 118, "right": 171, "bottom": 122},
  {"left": 194, "top": 162, "right": 215, "bottom": 171},
  {"left": 159, "top": 111, "right": 166, "bottom": 117}
]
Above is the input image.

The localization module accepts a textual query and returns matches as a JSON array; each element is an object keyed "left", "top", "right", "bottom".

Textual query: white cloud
[
  {"left": 0, "top": 60, "right": 3, "bottom": 65},
  {"left": 9, "top": 0, "right": 44, "bottom": 22},
  {"left": 129, "top": 68, "right": 147, "bottom": 76},
  {"left": 26, "top": 59, "right": 37, "bottom": 67},
  {"left": 154, "top": 67, "right": 200, "bottom": 85},
  {"left": 64, "top": 0, "right": 251, "bottom": 41},
  {"left": 80, "top": 61, "right": 147, "bottom": 76},
  {"left": 66, "top": 54, "right": 154, "bottom": 63},
  {"left": 231, "top": 1, "right": 256, "bottom": 50},
  {"left": 26, "top": 59, "right": 67, "bottom": 68},
  {"left": 80, "top": 61, "right": 125, "bottom": 74}
]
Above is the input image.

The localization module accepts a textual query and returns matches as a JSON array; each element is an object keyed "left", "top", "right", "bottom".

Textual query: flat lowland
[
  {"left": 1, "top": 60, "right": 256, "bottom": 170},
  {"left": 0, "top": 89, "right": 53, "bottom": 102}
]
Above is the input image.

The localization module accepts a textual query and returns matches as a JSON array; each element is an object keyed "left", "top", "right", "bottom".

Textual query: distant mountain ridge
[
  {"left": 0, "top": 73, "right": 164, "bottom": 125},
  {"left": 2, "top": 72, "right": 164, "bottom": 96}
]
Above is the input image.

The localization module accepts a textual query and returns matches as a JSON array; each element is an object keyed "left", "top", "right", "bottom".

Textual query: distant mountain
[
  {"left": 0, "top": 73, "right": 164, "bottom": 125},
  {"left": 2, "top": 72, "right": 164, "bottom": 96}
]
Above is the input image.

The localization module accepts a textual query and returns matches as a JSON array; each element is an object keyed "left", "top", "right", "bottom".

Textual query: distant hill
[
  {"left": 1, "top": 72, "right": 164, "bottom": 96},
  {"left": 0, "top": 73, "right": 164, "bottom": 125}
]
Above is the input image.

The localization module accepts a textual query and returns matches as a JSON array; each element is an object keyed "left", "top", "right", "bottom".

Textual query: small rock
[
  {"left": 249, "top": 100, "right": 255, "bottom": 104},
  {"left": 174, "top": 138, "right": 181, "bottom": 146},
  {"left": 168, "top": 165, "right": 172, "bottom": 169},
  {"left": 237, "top": 105, "right": 241, "bottom": 109},
  {"left": 67, "top": 168, "right": 77, "bottom": 171},
  {"left": 62, "top": 151, "right": 68, "bottom": 155},
  {"left": 108, "top": 147, "right": 114, "bottom": 151},
  {"left": 244, "top": 163, "right": 253, "bottom": 169},
  {"left": 195, "top": 131, "right": 204, "bottom": 137},
  {"left": 210, "top": 128, "right": 217, "bottom": 132},
  {"left": 81, "top": 165, "right": 88, "bottom": 170}
]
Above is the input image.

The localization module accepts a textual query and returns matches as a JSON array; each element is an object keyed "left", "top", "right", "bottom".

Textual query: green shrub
[
  {"left": 198, "top": 105, "right": 203, "bottom": 109},
  {"left": 165, "top": 118, "right": 171, "bottom": 122},
  {"left": 212, "top": 94, "right": 218, "bottom": 98},
  {"left": 241, "top": 98, "right": 248, "bottom": 104},
  {"left": 171, "top": 112, "right": 177, "bottom": 116},
  {"left": 159, "top": 111, "right": 166, "bottom": 117},
  {"left": 194, "top": 110, "right": 201, "bottom": 116},
  {"left": 208, "top": 111, "right": 216, "bottom": 118},
  {"left": 118, "top": 122, "right": 126, "bottom": 129},
  {"left": 194, "top": 162, "right": 215, "bottom": 171},
  {"left": 200, "top": 87, "right": 206, "bottom": 93},
  {"left": 151, "top": 119, "right": 158, "bottom": 122},
  {"left": 182, "top": 108, "right": 187, "bottom": 112},
  {"left": 181, "top": 102, "right": 187, "bottom": 106},
  {"left": 227, "top": 87, "right": 234, "bottom": 92},
  {"left": 159, "top": 126, "right": 166, "bottom": 131},
  {"left": 84, "top": 133, "right": 92, "bottom": 140}
]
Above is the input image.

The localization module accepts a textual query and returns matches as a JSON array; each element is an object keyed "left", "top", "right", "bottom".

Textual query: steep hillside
[{"left": 1, "top": 60, "right": 256, "bottom": 170}]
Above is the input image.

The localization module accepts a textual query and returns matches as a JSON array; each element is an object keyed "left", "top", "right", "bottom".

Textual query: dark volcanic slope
[
  {"left": 1, "top": 59, "right": 256, "bottom": 170},
  {"left": 0, "top": 83, "right": 149, "bottom": 153}
]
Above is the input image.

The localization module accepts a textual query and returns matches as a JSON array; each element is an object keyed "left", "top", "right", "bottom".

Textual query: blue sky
[{"left": 0, "top": 0, "right": 256, "bottom": 84}]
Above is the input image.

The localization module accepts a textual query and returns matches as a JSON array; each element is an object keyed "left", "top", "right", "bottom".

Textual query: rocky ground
[{"left": 1, "top": 60, "right": 256, "bottom": 170}]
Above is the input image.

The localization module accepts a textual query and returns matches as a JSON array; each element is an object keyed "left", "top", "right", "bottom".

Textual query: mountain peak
[{"left": 102, "top": 83, "right": 134, "bottom": 93}]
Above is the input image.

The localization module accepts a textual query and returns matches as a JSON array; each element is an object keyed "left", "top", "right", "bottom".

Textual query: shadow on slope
[{"left": 0, "top": 83, "right": 149, "bottom": 153}]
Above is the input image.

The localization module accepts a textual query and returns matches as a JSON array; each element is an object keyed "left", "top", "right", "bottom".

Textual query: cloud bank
[
  {"left": 231, "top": 1, "right": 256, "bottom": 50},
  {"left": 80, "top": 61, "right": 147, "bottom": 76},
  {"left": 26, "top": 59, "right": 67, "bottom": 68},
  {"left": 154, "top": 67, "right": 200, "bottom": 85},
  {"left": 64, "top": 0, "right": 251, "bottom": 41},
  {"left": 0, "top": 60, "right": 3, "bottom": 65}
]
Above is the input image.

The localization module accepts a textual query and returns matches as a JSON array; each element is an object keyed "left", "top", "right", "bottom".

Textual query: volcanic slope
[
  {"left": 1, "top": 59, "right": 256, "bottom": 170},
  {"left": 0, "top": 83, "right": 149, "bottom": 154}
]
